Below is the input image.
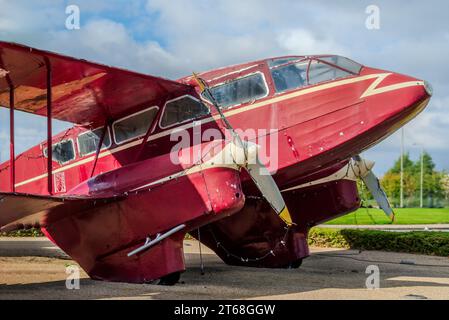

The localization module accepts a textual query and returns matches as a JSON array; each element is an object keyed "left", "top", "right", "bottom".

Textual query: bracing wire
[{"left": 208, "top": 224, "right": 292, "bottom": 263}]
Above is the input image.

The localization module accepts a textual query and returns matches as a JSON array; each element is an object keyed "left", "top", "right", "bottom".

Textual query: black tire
[
  {"left": 289, "top": 259, "right": 303, "bottom": 269},
  {"left": 158, "top": 272, "right": 181, "bottom": 286}
]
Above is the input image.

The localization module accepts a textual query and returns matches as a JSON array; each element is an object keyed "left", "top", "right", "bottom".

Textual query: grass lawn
[{"left": 325, "top": 207, "right": 449, "bottom": 225}]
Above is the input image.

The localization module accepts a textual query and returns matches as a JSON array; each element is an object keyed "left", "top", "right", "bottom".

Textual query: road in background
[{"left": 318, "top": 224, "right": 449, "bottom": 232}]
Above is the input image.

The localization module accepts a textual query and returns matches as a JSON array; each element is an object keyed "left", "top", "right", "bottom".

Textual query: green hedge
[
  {"left": 308, "top": 228, "right": 449, "bottom": 256},
  {"left": 0, "top": 228, "right": 44, "bottom": 237}
]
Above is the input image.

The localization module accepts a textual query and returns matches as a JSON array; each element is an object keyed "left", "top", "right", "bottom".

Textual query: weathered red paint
[{"left": 0, "top": 42, "right": 431, "bottom": 283}]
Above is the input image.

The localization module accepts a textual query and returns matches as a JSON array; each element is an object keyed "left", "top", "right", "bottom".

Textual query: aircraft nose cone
[{"left": 423, "top": 80, "right": 433, "bottom": 97}]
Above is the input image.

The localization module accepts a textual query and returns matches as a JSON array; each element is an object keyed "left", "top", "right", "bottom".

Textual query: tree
[
  {"left": 388, "top": 153, "right": 414, "bottom": 175},
  {"left": 380, "top": 151, "right": 444, "bottom": 207},
  {"left": 381, "top": 172, "right": 400, "bottom": 201},
  {"left": 412, "top": 151, "right": 436, "bottom": 175},
  {"left": 411, "top": 151, "right": 443, "bottom": 204},
  {"left": 381, "top": 171, "right": 415, "bottom": 207}
]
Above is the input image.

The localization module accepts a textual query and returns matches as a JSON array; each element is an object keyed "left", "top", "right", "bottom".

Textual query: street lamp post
[
  {"left": 413, "top": 143, "right": 424, "bottom": 208},
  {"left": 400, "top": 128, "right": 404, "bottom": 208},
  {"left": 419, "top": 146, "right": 424, "bottom": 208}
]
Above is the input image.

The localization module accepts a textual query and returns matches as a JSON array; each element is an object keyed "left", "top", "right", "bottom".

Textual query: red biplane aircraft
[{"left": 0, "top": 41, "right": 431, "bottom": 284}]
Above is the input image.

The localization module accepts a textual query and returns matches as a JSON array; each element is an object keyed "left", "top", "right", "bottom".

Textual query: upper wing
[
  {"left": 0, "top": 192, "right": 117, "bottom": 232},
  {"left": 0, "top": 41, "right": 194, "bottom": 126}
]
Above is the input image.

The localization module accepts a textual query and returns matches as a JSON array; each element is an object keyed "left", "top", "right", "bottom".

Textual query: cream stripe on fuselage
[{"left": 14, "top": 73, "right": 425, "bottom": 188}]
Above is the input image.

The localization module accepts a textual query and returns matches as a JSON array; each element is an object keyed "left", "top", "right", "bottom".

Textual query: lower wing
[{"left": 0, "top": 192, "right": 118, "bottom": 232}]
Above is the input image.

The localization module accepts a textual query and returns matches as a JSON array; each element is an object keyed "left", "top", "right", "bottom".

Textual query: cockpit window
[
  {"left": 204, "top": 73, "right": 268, "bottom": 109},
  {"left": 269, "top": 55, "right": 362, "bottom": 93},
  {"left": 318, "top": 56, "right": 362, "bottom": 74},
  {"left": 268, "top": 57, "right": 303, "bottom": 68},
  {"left": 271, "top": 61, "right": 308, "bottom": 93},
  {"left": 308, "top": 60, "right": 352, "bottom": 85}
]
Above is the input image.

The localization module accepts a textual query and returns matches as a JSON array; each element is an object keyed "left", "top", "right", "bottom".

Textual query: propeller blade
[
  {"left": 361, "top": 170, "right": 395, "bottom": 221},
  {"left": 246, "top": 156, "right": 293, "bottom": 225}
]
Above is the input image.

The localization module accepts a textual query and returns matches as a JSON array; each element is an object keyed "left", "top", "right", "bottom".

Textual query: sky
[{"left": 0, "top": 0, "right": 448, "bottom": 175}]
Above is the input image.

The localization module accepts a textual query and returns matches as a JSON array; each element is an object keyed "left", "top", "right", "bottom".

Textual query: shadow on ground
[{"left": 1, "top": 238, "right": 449, "bottom": 300}]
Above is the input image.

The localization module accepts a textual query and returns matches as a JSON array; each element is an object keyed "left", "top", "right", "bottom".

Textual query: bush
[
  {"left": 308, "top": 228, "right": 449, "bottom": 256},
  {"left": 0, "top": 228, "right": 44, "bottom": 237}
]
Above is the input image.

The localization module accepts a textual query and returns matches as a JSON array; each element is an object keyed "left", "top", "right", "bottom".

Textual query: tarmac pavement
[{"left": 1, "top": 237, "right": 449, "bottom": 300}]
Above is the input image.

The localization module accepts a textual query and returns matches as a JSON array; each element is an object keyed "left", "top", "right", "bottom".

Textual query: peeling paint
[
  {"left": 286, "top": 135, "right": 300, "bottom": 160},
  {"left": 0, "top": 68, "right": 9, "bottom": 78}
]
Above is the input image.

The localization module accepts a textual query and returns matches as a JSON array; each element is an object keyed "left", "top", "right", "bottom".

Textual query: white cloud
[
  {"left": 277, "top": 28, "right": 349, "bottom": 56},
  {"left": 43, "top": 19, "right": 182, "bottom": 78},
  {"left": 406, "top": 114, "right": 449, "bottom": 150},
  {"left": 1, "top": 0, "right": 449, "bottom": 174}
]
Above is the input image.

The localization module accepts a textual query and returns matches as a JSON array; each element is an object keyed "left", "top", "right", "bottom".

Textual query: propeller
[
  {"left": 192, "top": 73, "right": 293, "bottom": 226},
  {"left": 353, "top": 156, "right": 395, "bottom": 222}
]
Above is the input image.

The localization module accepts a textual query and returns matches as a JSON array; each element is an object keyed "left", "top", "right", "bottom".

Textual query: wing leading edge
[{"left": 0, "top": 41, "right": 194, "bottom": 126}]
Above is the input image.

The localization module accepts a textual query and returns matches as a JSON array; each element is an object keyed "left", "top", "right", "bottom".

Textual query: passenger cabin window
[
  {"left": 78, "top": 127, "right": 111, "bottom": 157},
  {"left": 269, "top": 55, "right": 362, "bottom": 93},
  {"left": 160, "top": 96, "right": 209, "bottom": 128},
  {"left": 113, "top": 107, "right": 159, "bottom": 144},
  {"left": 44, "top": 140, "right": 75, "bottom": 164},
  {"left": 204, "top": 73, "right": 268, "bottom": 109}
]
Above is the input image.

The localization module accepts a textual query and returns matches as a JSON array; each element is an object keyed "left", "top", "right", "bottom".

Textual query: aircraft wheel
[
  {"left": 158, "top": 272, "right": 181, "bottom": 286},
  {"left": 289, "top": 259, "right": 303, "bottom": 269}
]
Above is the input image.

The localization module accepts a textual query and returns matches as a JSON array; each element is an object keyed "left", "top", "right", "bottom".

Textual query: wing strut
[
  {"left": 0, "top": 52, "right": 16, "bottom": 192},
  {"left": 45, "top": 57, "right": 53, "bottom": 195},
  {"left": 8, "top": 70, "right": 15, "bottom": 192},
  {"left": 1, "top": 55, "right": 54, "bottom": 195},
  {"left": 90, "top": 123, "right": 108, "bottom": 178},
  {"left": 134, "top": 110, "right": 161, "bottom": 162}
]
